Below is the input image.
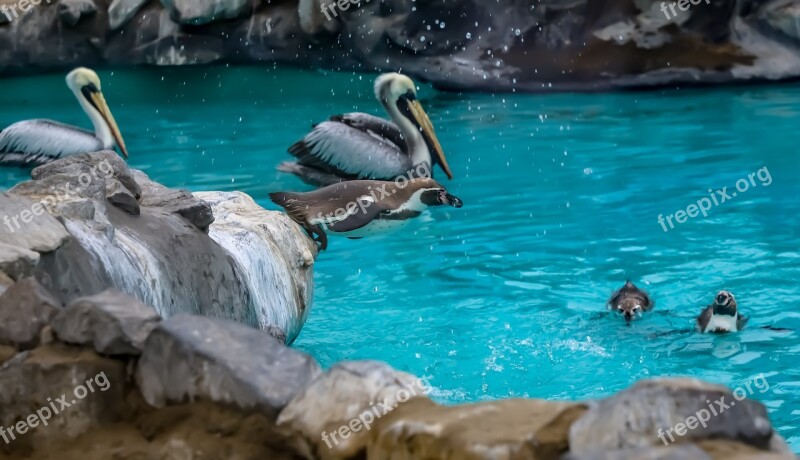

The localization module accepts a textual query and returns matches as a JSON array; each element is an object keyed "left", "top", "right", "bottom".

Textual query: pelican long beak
[
  {"left": 405, "top": 99, "right": 453, "bottom": 180},
  {"left": 88, "top": 90, "right": 128, "bottom": 158}
]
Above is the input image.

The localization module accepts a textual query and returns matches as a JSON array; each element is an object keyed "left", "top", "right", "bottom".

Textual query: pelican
[
  {"left": 0, "top": 67, "right": 128, "bottom": 167},
  {"left": 279, "top": 73, "right": 453, "bottom": 187}
]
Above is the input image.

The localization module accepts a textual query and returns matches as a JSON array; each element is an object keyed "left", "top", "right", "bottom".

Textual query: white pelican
[
  {"left": 0, "top": 67, "right": 128, "bottom": 167},
  {"left": 279, "top": 73, "right": 453, "bottom": 187}
]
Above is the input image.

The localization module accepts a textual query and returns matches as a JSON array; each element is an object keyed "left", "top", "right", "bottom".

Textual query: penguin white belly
[
  {"left": 704, "top": 314, "right": 739, "bottom": 333},
  {"left": 331, "top": 218, "right": 411, "bottom": 238}
]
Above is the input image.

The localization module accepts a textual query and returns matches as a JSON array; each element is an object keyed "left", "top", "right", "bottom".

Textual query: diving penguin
[
  {"left": 608, "top": 281, "right": 654, "bottom": 322},
  {"left": 269, "top": 177, "right": 463, "bottom": 251}
]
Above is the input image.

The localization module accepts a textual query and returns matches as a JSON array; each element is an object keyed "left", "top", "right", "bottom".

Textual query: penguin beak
[
  {"left": 400, "top": 96, "right": 453, "bottom": 180},
  {"left": 438, "top": 191, "right": 463, "bottom": 208}
]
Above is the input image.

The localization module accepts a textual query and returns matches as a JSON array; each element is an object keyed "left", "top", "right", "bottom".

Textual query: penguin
[
  {"left": 696, "top": 290, "right": 748, "bottom": 333},
  {"left": 269, "top": 177, "right": 463, "bottom": 251},
  {"left": 607, "top": 281, "right": 653, "bottom": 322}
]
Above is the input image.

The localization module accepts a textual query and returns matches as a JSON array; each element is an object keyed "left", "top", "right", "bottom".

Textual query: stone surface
[
  {"left": 569, "top": 378, "right": 780, "bottom": 455},
  {"left": 0, "top": 344, "right": 15, "bottom": 365},
  {"left": 0, "top": 271, "right": 13, "bottom": 296},
  {"left": 1, "top": 153, "right": 315, "bottom": 343},
  {"left": 696, "top": 439, "right": 797, "bottom": 459},
  {"left": 52, "top": 290, "right": 160, "bottom": 356},
  {"left": 195, "top": 191, "right": 316, "bottom": 343},
  {"left": 368, "top": 397, "right": 587, "bottom": 459},
  {"left": 58, "top": 0, "right": 98, "bottom": 26},
  {"left": 136, "top": 314, "right": 321, "bottom": 419},
  {"left": 0, "top": 192, "right": 70, "bottom": 253},
  {"left": 0, "top": 344, "right": 127, "bottom": 452},
  {"left": 2, "top": 0, "right": 800, "bottom": 89},
  {"left": 0, "top": 278, "right": 61, "bottom": 350},
  {"left": 159, "top": 0, "right": 250, "bottom": 25},
  {"left": 564, "top": 445, "right": 713, "bottom": 460},
  {"left": 135, "top": 170, "right": 213, "bottom": 230},
  {"left": 0, "top": 241, "right": 39, "bottom": 280},
  {"left": 108, "top": 0, "right": 150, "bottom": 30},
  {"left": 278, "top": 361, "right": 429, "bottom": 459}
]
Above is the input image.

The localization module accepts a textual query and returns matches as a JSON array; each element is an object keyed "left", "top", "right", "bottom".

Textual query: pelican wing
[
  {"left": 329, "top": 113, "right": 408, "bottom": 153},
  {"left": 0, "top": 119, "right": 102, "bottom": 166},
  {"left": 289, "top": 116, "right": 412, "bottom": 180}
]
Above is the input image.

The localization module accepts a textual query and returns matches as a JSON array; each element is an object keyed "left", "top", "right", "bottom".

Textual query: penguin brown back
[
  {"left": 270, "top": 178, "right": 463, "bottom": 251},
  {"left": 607, "top": 281, "right": 653, "bottom": 322}
]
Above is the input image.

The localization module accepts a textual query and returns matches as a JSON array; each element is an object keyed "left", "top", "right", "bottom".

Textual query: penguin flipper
[
  {"left": 328, "top": 199, "right": 389, "bottom": 233},
  {"left": 737, "top": 315, "right": 749, "bottom": 331},
  {"left": 761, "top": 326, "right": 793, "bottom": 332}
]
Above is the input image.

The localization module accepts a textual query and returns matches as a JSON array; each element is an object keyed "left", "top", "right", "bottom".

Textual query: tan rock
[
  {"left": 697, "top": 439, "right": 797, "bottom": 460},
  {"left": 368, "top": 397, "right": 587, "bottom": 460},
  {"left": 278, "top": 361, "right": 429, "bottom": 459},
  {"left": 0, "top": 344, "right": 15, "bottom": 365}
]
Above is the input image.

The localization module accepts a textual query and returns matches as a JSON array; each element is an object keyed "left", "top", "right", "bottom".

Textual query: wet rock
[
  {"left": 135, "top": 170, "right": 213, "bottom": 230},
  {"left": 0, "top": 241, "right": 40, "bottom": 280},
  {"left": 564, "top": 445, "right": 713, "bottom": 460},
  {"left": 58, "top": 0, "right": 98, "bottom": 26},
  {"left": 0, "top": 271, "right": 14, "bottom": 296},
  {"left": 265, "top": 324, "right": 288, "bottom": 345},
  {"left": 106, "top": 180, "right": 140, "bottom": 215},
  {"left": 0, "top": 344, "right": 127, "bottom": 451},
  {"left": 369, "top": 398, "right": 587, "bottom": 459},
  {"left": 31, "top": 150, "right": 141, "bottom": 200},
  {"left": 278, "top": 361, "right": 428, "bottom": 459},
  {"left": 0, "top": 344, "right": 15, "bottom": 365},
  {"left": 159, "top": 0, "right": 251, "bottom": 25},
  {"left": 136, "top": 314, "right": 321, "bottom": 419},
  {"left": 759, "top": 0, "right": 800, "bottom": 44},
  {"left": 696, "top": 438, "right": 796, "bottom": 459},
  {"left": 108, "top": 0, "right": 150, "bottom": 30},
  {"left": 195, "top": 191, "right": 316, "bottom": 343},
  {"left": 0, "top": 278, "right": 61, "bottom": 350},
  {"left": 0, "top": 192, "right": 70, "bottom": 253},
  {"left": 51, "top": 290, "right": 160, "bottom": 356},
  {"left": 569, "top": 378, "right": 780, "bottom": 455}
]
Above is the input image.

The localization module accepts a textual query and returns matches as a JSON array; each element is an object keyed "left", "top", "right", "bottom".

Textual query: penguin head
[
  {"left": 616, "top": 298, "right": 644, "bottom": 322},
  {"left": 608, "top": 281, "right": 651, "bottom": 322},
  {"left": 712, "top": 291, "right": 737, "bottom": 316},
  {"left": 408, "top": 178, "right": 463, "bottom": 208}
]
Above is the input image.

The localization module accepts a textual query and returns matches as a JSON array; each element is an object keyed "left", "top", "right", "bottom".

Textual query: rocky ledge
[
  {"left": 1, "top": 0, "right": 800, "bottom": 91},
  {"left": 0, "top": 151, "right": 315, "bottom": 344},
  {"left": 0, "top": 282, "right": 795, "bottom": 459}
]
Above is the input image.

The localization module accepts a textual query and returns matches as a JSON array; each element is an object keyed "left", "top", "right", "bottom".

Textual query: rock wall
[
  {"left": 0, "top": 283, "right": 794, "bottom": 459},
  {"left": 0, "top": 151, "right": 316, "bottom": 343},
  {"left": 1, "top": 0, "right": 800, "bottom": 91}
]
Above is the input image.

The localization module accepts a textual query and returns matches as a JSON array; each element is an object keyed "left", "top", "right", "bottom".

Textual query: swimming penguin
[
  {"left": 697, "top": 290, "right": 748, "bottom": 333},
  {"left": 607, "top": 281, "right": 653, "bottom": 322},
  {"left": 269, "top": 178, "right": 463, "bottom": 251}
]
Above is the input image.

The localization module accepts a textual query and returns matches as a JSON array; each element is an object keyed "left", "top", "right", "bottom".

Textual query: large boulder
[
  {"left": 1, "top": 152, "right": 316, "bottom": 343},
  {"left": 136, "top": 314, "right": 321, "bottom": 419},
  {"left": 0, "top": 278, "right": 61, "bottom": 350},
  {"left": 51, "top": 290, "right": 160, "bottom": 356},
  {"left": 368, "top": 398, "right": 587, "bottom": 459},
  {"left": 569, "top": 378, "right": 791, "bottom": 456},
  {"left": 278, "top": 361, "right": 429, "bottom": 459},
  {"left": 159, "top": 0, "right": 251, "bottom": 25},
  {"left": 0, "top": 344, "right": 127, "bottom": 451}
]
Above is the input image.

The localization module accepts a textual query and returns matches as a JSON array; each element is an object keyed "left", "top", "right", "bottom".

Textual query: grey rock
[
  {"left": 569, "top": 378, "right": 778, "bottom": 455},
  {"left": 760, "top": 0, "right": 800, "bottom": 43},
  {"left": 58, "top": 0, "right": 98, "bottom": 26},
  {"left": 108, "top": 0, "right": 150, "bottom": 30},
  {"left": 0, "top": 242, "right": 40, "bottom": 280},
  {"left": 106, "top": 180, "right": 141, "bottom": 215},
  {"left": 31, "top": 150, "right": 141, "bottom": 200},
  {"left": 0, "top": 192, "right": 70, "bottom": 253},
  {"left": 0, "top": 344, "right": 15, "bottom": 364},
  {"left": 0, "top": 272, "right": 13, "bottom": 297},
  {"left": 52, "top": 290, "right": 160, "bottom": 356},
  {"left": 563, "top": 445, "right": 712, "bottom": 460},
  {"left": 0, "top": 278, "right": 61, "bottom": 350},
  {"left": 159, "top": 0, "right": 250, "bottom": 25},
  {"left": 134, "top": 170, "right": 214, "bottom": 230},
  {"left": 0, "top": 344, "right": 127, "bottom": 451},
  {"left": 136, "top": 314, "right": 321, "bottom": 419},
  {"left": 278, "top": 361, "right": 428, "bottom": 459}
]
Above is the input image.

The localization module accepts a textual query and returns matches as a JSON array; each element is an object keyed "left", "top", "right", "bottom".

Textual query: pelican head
[
  {"left": 66, "top": 67, "right": 128, "bottom": 158},
  {"left": 375, "top": 73, "right": 452, "bottom": 179}
]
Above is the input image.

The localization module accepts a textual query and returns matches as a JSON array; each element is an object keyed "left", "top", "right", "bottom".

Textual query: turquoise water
[{"left": 1, "top": 68, "right": 798, "bottom": 450}]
